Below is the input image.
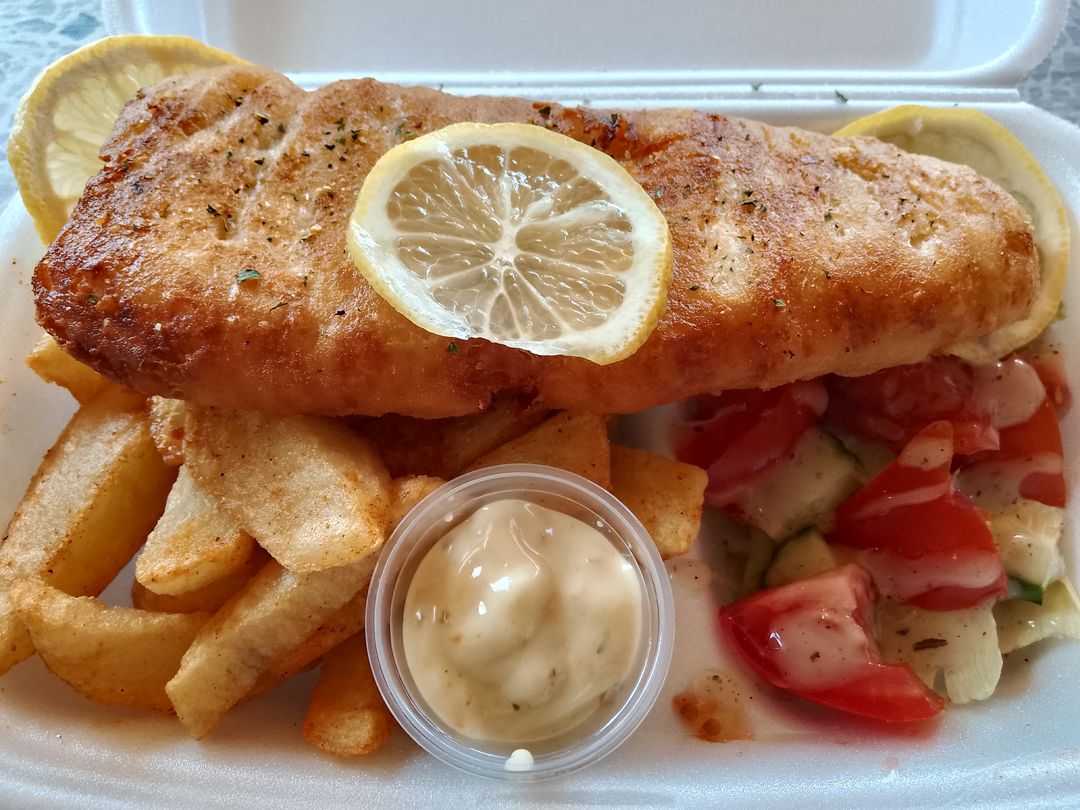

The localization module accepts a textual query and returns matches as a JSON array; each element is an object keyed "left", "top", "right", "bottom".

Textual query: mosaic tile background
[{"left": 0, "top": 0, "right": 1078, "bottom": 207}]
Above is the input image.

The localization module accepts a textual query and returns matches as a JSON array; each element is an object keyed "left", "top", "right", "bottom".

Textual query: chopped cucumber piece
[
  {"left": 996, "top": 578, "right": 1080, "bottom": 654},
  {"left": 878, "top": 602, "right": 1002, "bottom": 704},
  {"left": 828, "top": 429, "right": 896, "bottom": 481},
  {"left": 736, "top": 427, "right": 863, "bottom": 540},
  {"left": 988, "top": 500, "right": 1065, "bottom": 587},
  {"left": 737, "top": 529, "right": 775, "bottom": 598},
  {"left": 1007, "top": 577, "right": 1045, "bottom": 604},
  {"left": 763, "top": 529, "right": 836, "bottom": 588}
]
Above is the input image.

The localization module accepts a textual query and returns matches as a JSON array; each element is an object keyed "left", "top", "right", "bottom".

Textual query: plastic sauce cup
[{"left": 366, "top": 463, "right": 675, "bottom": 781}]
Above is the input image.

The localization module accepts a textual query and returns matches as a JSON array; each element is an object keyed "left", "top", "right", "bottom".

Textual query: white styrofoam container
[{"left": 1, "top": 1, "right": 1078, "bottom": 806}]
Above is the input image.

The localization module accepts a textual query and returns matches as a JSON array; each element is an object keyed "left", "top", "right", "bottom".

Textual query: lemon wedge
[
  {"left": 834, "top": 106, "right": 1069, "bottom": 364},
  {"left": 347, "top": 122, "right": 672, "bottom": 364},
  {"left": 7, "top": 35, "right": 243, "bottom": 244}
]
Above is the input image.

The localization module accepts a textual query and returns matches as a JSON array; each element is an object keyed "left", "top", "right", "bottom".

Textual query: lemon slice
[
  {"left": 7, "top": 35, "right": 243, "bottom": 244},
  {"left": 347, "top": 122, "right": 672, "bottom": 364},
  {"left": 834, "top": 106, "right": 1069, "bottom": 364}
]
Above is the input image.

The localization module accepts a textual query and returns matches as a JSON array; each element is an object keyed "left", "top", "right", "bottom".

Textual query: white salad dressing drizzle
[
  {"left": 898, "top": 434, "right": 952, "bottom": 471},
  {"left": 847, "top": 482, "right": 953, "bottom": 521},
  {"left": 973, "top": 358, "right": 1046, "bottom": 430},
  {"left": 769, "top": 606, "right": 874, "bottom": 689},
  {"left": 955, "top": 453, "right": 1065, "bottom": 509},
  {"left": 859, "top": 548, "right": 1004, "bottom": 602}
]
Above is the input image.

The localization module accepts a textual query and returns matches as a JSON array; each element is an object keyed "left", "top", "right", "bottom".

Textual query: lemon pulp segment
[{"left": 348, "top": 123, "right": 672, "bottom": 364}]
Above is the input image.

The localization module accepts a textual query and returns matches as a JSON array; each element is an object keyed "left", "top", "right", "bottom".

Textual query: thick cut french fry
[
  {"left": 131, "top": 546, "right": 270, "bottom": 614},
  {"left": 147, "top": 396, "right": 187, "bottom": 466},
  {"left": 25, "top": 332, "right": 110, "bottom": 404},
  {"left": 9, "top": 578, "right": 208, "bottom": 713},
  {"left": 248, "top": 476, "right": 438, "bottom": 697},
  {"left": 185, "top": 407, "right": 390, "bottom": 572},
  {"left": 387, "top": 475, "right": 445, "bottom": 528},
  {"left": 609, "top": 445, "right": 707, "bottom": 559},
  {"left": 136, "top": 465, "right": 255, "bottom": 595},
  {"left": 356, "top": 395, "right": 550, "bottom": 478},
  {"left": 464, "top": 411, "right": 612, "bottom": 487},
  {"left": 303, "top": 633, "right": 394, "bottom": 757},
  {"left": 166, "top": 556, "right": 376, "bottom": 738},
  {"left": 0, "top": 388, "right": 175, "bottom": 675},
  {"left": 0, "top": 602, "right": 33, "bottom": 676},
  {"left": 250, "top": 587, "right": 367, "bottom": 696}
]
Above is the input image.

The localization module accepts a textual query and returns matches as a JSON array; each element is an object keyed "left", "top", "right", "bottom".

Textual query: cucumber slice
[
  {"left": 1007, "top": 577, "right": 1045, "bottom": 604},
  {"left": 988, "top": 500, "right": 1065, "bottom": 587},
  {"left": 828, "top": 429, "right": 896, "bottom": 481},
  {"left": 878, "top": 602, "right": 1002, "bottom": 704},
  {"left": 763, "top": 529, "right": 836, "bottom": 588},
  {"left": 737, "top": 528, "right": 775, "bottom": 598},
  {"left": 996, "top": 578, "right": 1080, "bottom": 654},
  {"left": 736, "top": 427, "right": 863, "bottom": 540}
]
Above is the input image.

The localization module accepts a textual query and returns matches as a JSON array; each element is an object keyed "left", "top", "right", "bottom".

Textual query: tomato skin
[
  {"left": 959, "top": 399, "right": 1067, "bottom": 508},
  {"left": 720, "top": 565, "right": 945, "bottom": 722},
  {"left": 825, "top": 359, "right": 998, "bottom": 455},
  {"left": 829, "top": 422, "right": 1006, "bottom": 610},
  {"left": 676, "top": 380, "right": 827, "bottom": 507}
]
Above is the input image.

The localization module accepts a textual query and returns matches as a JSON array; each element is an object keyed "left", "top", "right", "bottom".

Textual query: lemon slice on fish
[
  {"left": 347, "top": 122, "right": 672, "bottom": 365},
  {"left": 835, "top": 106, "right": 1069, "bottom": 364},
  {"left": 7, "top": 35, "right": 243, "bottom": 244}
]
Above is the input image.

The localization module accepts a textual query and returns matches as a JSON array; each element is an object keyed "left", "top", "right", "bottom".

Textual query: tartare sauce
[{"left": 402, "top": 498, "right": 643, "bottom": 742}]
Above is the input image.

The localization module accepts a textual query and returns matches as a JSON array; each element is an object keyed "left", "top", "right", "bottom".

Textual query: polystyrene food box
[{"left": 1, "top": 0, "right": 1078, "bottom": 806}]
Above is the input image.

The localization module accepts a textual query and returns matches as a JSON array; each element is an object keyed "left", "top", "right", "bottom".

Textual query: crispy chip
[
  {"left": 0, "top": 388, "right": 175, "bottom": 675},
  {"left": 166, "top": 556, "right": 375, "bottom": 738},
  {"left": 9, "top": 578, "right": 208, "bottom": 713},
  {"left": 131, "top": 546, "right": 270, "bottom": 614},
  {"left": 465, "top": 411, "right": 611, "bottom": 487},
  {"left": 303, "top": 633, "right": 394, "bottom": 757},
  {"left": 251, "top": 587, "right": 367, "bottom": 696},
  {"left": 387, "top": 475, "right": 445, "bottom": 528},
  {"left": 25, "top": 332, "right": 109, "bottom": 404},
  {"left": 147, "top": 396, "right": 187, "bottom": 466},
  {"left": 356, "top": 395, "right": 549, "bottom": 478},
  {"left": 185, "top": 407, "right": 390, "bottom": 572},
  {"left": 609, "top": 445, "right": 707, "bottom": 559},
  {"left": 249, "top": 476, "right": 440, "bottom": 697},
  {"left": 136, "top": 465, "right": 256, "bottom": 595}
]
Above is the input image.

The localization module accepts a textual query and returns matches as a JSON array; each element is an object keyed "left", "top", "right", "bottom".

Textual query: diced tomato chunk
[
  {"left": 720, "top": 565, "right": 944, "bottom": 722},
  {"left": 829, "top": 422, "right": 1006, "bottom": 610},
  {"left": 676, "top": 380, "right": 827, "bottom": 507},
  {"left": 1022, "top": 348, "right": 1071, "bottom": 413},
  {"left": 825, "top": 359, "right": 999, "bottom": 455},
  {"left": 959, "top": 399, "right": 1067, "bottom": 508}
]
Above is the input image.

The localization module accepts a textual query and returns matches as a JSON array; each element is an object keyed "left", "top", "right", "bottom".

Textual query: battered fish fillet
[{"left": 34, "top": 65, "right": 1038, "bottom": 417}]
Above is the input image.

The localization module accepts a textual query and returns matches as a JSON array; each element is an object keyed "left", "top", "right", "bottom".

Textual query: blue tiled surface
[{"left": 1, "top": 0, "right": 1078, "bottom": 207}]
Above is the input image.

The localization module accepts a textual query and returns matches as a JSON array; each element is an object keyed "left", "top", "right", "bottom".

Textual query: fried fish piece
[{"left": 34, "top": 65, "right": 1038, "bottom": 417}]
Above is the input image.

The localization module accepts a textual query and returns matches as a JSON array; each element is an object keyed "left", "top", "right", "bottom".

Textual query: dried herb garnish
[{"left": 912, "top": 638, "right": 948, "bottom": 651}]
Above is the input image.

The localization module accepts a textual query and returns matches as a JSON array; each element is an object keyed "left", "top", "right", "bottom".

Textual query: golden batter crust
[{"left": 34, "top": 65, "right": 1038, "bottom": 416}]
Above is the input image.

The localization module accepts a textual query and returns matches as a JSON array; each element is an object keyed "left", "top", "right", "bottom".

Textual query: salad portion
[{"left": 680, "top": 351, "right": 1078, "bottom": 721}]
